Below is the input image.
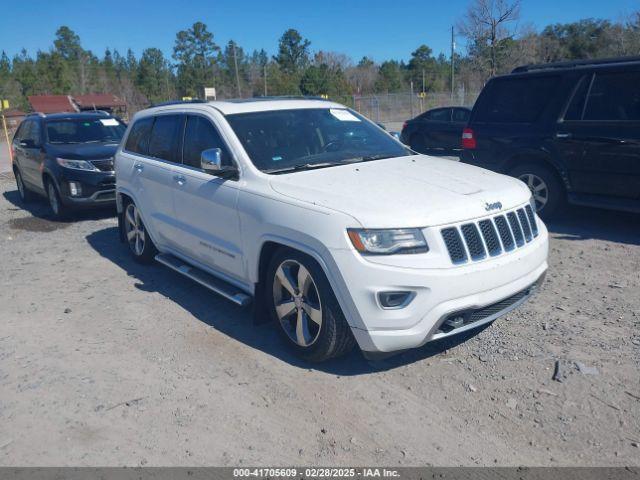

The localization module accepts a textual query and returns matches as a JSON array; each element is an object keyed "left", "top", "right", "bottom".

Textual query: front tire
[
  {"left": 45, "top": 179, "right": 69, "bottom": 220},
  {"left": 510, "top": 163, "right": 565, "bottom": 220},
  {"left": 266, "top": 249, "right": 355, "bottom": 362},
  {"left": 123, "top": 201, "right": 157, "bottom": 264}
]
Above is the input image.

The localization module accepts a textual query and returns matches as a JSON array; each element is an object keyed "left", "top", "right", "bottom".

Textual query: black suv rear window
[{"left": 474, "top": 76, "right": 560, "bottom": 123}]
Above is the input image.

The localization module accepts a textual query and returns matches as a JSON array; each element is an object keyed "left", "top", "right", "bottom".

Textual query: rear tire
[
  {"left": 266, "top": 249, "right": 355, "bottom": 362},
  {"left": 14, "top": 168, "right": 35, "bottom": 203},
  {"left": 510, "top": 163, "right": 565, "bottom": 220},
  {"left": 123, "top": 200, "right": 157, "bottom": 264}
]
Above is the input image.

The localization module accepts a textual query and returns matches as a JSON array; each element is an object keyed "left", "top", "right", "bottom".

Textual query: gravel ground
[{"left": 0, "top": 176, "right": 639, "bottom": 466}]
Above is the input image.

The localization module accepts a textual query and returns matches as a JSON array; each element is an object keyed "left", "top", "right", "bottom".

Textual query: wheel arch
[
  {"left": 253, "top": 237, "right": 362, "bottom": 331},
  {"left": 504, "top": 150, "right": 569, "bottom": 191}
]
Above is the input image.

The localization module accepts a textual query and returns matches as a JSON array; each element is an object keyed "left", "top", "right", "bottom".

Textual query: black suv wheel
[{"left": 510, "top": 163, "right": 565, "bottom": 219}]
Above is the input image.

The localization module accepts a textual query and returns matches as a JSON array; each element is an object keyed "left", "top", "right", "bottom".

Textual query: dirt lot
[{"left": 0, "top": 176, "right": 639, "bottom": 467}]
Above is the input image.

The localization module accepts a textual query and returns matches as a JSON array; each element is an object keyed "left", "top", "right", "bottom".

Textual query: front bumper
[
  {"left": 57, "top": 170, "right": 116, "bottom": 208},
  {"left": 328, "top": 222, "right": 549, "bottom": 354}
]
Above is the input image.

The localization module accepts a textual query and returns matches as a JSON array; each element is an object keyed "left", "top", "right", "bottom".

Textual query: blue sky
[{"left": 0, "top": 0, "right": 637, "bottom": 62}]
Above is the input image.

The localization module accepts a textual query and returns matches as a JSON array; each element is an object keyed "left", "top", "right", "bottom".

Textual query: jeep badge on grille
[{"left": 485, "top": 201, "right": 503, "bottom": 211}]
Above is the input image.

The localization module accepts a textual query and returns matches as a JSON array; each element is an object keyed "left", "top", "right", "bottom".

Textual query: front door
[
  {"left": 556, "top": 69, "right": 640, "bottom": 199},
  {"left": 171, "top": 114, "right": 244, "bottom": 280}
]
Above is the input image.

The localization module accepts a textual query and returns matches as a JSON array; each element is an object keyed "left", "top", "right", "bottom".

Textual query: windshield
[
  {"left": 45, "top": 118, "right": 126, "bottom": 144},
  {"left": 226, "top": 108, "right": 410, "bottom": 173}
]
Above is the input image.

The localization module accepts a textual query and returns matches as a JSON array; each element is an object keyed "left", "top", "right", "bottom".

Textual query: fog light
[
  {"left": 378, "top": 291, "right": 415, "bottom": 309},
  {"left": 69, "top": 181, "right": 82, "bottom": 197}
]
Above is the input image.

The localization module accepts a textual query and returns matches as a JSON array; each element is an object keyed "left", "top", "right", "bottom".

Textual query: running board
[{"left": 155, "top": 253, "right": 252, "bottom": 307}]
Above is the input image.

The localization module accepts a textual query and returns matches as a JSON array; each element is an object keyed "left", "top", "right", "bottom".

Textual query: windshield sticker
[
  {"left": 100, "top": 118, "right": 120, "bottom": 126},
  {"left": 272, "top": 155, "right": 283, "bottom": 162},
  {"left": 329, "top": 109, "right": 360, "bottom": 122}
]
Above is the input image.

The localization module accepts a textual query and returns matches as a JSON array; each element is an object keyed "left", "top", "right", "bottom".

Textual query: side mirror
[{"left": 200, "top": 148, "right": 238, "bottom": 179}]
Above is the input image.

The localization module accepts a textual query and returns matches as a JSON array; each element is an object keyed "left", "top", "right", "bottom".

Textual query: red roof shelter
[
  {"left": 27, "top": 95, "right": 78, "bottom": 114},
  {"left": 74, "top": 93, "right": 126, "bottom": 111}
]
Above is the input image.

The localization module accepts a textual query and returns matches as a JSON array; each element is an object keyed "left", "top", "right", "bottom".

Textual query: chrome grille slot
[
  {"left": 517, "top": 208, "right": 533, "bottom": 242},
  {"left": 507, "top": 211, "right": 525, "bottom": 247},
  {"left": 440, "top": 205, "right": 540, "bottom": 265},
  {"left": 441, "top": 227, "right": 467, "bottom": 264},
  {"left": 525, "top": 205, "right": 539, "bottom": 237},
  {"left": 494, "top": 215, "right": 515, "bottom": 251},
  {"left": 460, "top": 224, "right": 486, "bottom": 261},
  {"left": 478, "top": 219, "right": 502, "bottom": 257}
]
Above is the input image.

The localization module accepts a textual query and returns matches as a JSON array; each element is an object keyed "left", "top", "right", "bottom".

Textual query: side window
[
  {"left": 429, "top": 109, "right": 450, "bottom": 122},
  {"left": 30, "top": 121, "right": 42, "bottom": 146},
  {"left": 583, "top": 70, "right": 640, "bottom": 122},
  {"left": 21, "top": 120, "right": 41, "bottom": 146},
  {"left": 182, "top": 115, "right": 232, "bottom": 169},
  {"left": 474, "top": 75, "right": 560, "bottom": 123},
  {"left": 148, "top": 115, "right": 183, "bottom": 162},
  {"left": 125, "top": 117, "right": 154, "bottom": 155},
  {"left": 13, "top": 121, "right": 28, "bottom": 142},
  {"left": 15, "top": 121, "right": 31, "bottom": 143},
  {"left": 563, "top": 75, "right": 591, "bottom": 121},
  {"left": 453, "top": 108, "right": 470, "bottom": 123}
]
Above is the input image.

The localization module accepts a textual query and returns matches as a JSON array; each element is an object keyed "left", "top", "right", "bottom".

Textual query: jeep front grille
[{"left": 441, "top": 206, "right": 539, "bottom": 265}]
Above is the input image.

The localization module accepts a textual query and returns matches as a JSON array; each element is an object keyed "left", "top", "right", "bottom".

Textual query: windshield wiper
[{"left": 265, "top": 160, "right": 356, "bottom": 174}]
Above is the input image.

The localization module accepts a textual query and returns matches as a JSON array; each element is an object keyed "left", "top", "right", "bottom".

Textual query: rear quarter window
[
  {"left": 473, "top": 75, "right": 560, "bottom": 123},
  {"left": 124, "top": 117, "right": 154, "bottom": 155}
]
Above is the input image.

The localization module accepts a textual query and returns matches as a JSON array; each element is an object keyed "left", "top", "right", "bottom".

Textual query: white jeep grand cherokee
[{"left": 116, "top": 98, "right": 548, "bottom": 362}]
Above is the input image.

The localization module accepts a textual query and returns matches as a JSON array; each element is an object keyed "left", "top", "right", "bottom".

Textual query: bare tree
[{"left": 458, "top": 0, "right": 521, "bottom": 77}]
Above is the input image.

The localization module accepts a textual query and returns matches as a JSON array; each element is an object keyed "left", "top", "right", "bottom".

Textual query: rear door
[
  {"left": 563, "top": 68, "right": 640, "bottom": 199},
  {"left": 14, "top": 120, "right": 44, "bottom": 188},
  {"left": 123, "top": 114, "right": 182, "bottom": 248},
  {"left": 170, "top": 113, "right": 244, "bottom": 280}
]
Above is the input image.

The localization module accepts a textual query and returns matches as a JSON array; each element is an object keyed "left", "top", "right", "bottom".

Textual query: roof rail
[
  {"left": 26, "top": 112, "right": 46, "bottom": 117},
  {"left": 512, "top": 55, "right": 640, "bottom": 73},
  {"left": 151, "top": 99, "right": 207, "bottom": 107}
]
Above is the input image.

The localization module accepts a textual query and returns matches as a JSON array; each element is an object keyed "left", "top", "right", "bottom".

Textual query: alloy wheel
[
  {"left": 124, "top": 203, "right": 146, "bottom": 256},
  {"left": 519, "top": 173, "right": 548, "bottom": 211},
  {"left": 272, "top": 259, "right": 323, "bottom": 347}
]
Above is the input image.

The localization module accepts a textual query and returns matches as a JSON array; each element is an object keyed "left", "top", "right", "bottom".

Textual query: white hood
[{"left": 268, "top": 155, "right": 531, "bottom": 227}]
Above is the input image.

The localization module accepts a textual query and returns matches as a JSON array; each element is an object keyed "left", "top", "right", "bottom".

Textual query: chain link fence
[{"left": 348, "top": 88, "right": 479, "bottom": 127}]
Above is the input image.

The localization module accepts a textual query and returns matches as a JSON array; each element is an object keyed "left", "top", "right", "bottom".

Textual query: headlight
[
  {"left": 347, "top": 228, "right": 429, "bottom": 255},
  {"left": 56, "top": 158, "right": 99, "bottom": 171}
]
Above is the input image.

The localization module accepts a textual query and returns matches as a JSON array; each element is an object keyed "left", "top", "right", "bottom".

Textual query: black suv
[
  {"left": 460, "top": 56, "right": 640, "bottom": 218},
  {"left": 12, "top": 112, "right": 126, "bottom": 218}
]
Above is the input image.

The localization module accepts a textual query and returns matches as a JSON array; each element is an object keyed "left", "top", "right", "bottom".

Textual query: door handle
[
  {"left": 134, "top": 163, "right": 144, "bottom": 172},
  {"left": 174, "top": 175, "right": 186, "bottom": 185},
  {"left": 555, "top": 132, "right": 572, "bottom": 139}
]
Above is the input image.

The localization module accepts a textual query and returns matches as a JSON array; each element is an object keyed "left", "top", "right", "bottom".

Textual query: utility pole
[
  {"left": 450, "top": 25, "right": 455, "bottom": 104},
  {"left": 232, "top": 42, "right": 242, "bottom": 97},
  {"left": 264, "top": 64, "right": 268, "bottom": 96}
]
